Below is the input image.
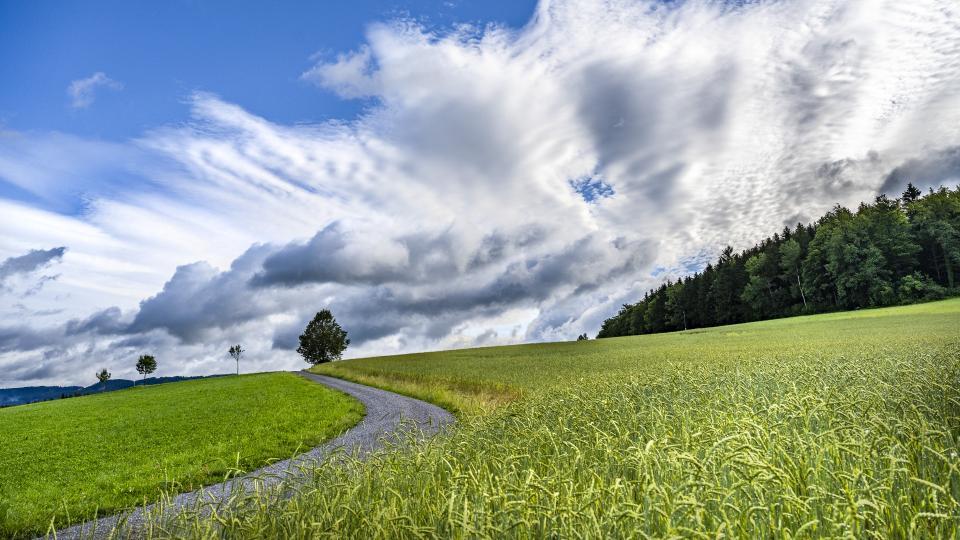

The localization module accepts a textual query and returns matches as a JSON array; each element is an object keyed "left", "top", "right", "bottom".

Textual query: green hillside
[
  {"left": 177, "top": 299, "right": 960, "bottom": 538},
  {"left": 0, "top": 372, "right": 363, "bottom": 538},
  {"left": 315, "top": 298, "right": 960, "bottom": 416}
]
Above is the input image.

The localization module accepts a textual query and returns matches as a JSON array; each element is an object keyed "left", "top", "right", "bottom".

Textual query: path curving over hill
[{"left": 49, "top": 372, "right": 455, "bottom": 540}]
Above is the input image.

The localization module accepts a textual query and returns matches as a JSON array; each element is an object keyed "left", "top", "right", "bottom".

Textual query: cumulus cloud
[
  {"left": 128, "top": 245, "right": 284, "bottom": 343},
  {"left": 3, "top": 0, "right": 960, "bottom": 385},
  {"left": 67, "top": 72, "right": 122, "bottom": 109},
  {"left": 64, "top": 307, "right": 126, "bottom": 337}
]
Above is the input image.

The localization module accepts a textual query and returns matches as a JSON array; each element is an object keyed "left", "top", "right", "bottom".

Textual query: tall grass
[{"left": 154, "top": 300, "right": 960, "bottom": 537}]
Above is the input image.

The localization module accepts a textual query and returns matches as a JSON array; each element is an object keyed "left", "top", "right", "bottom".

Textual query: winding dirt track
[{"left": 49, "top": 371, "right": 455, "bottom": 540}]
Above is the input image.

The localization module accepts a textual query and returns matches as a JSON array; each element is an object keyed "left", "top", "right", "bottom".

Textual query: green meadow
[
  {"left": 162, "top": 299, "right": 959, "bottom": 538},
  {"left": 0, "top": 372, "right": 363, "bottom": 538},
  {"left": 315, "top": 298, "right": 960, "bottom": 416}
]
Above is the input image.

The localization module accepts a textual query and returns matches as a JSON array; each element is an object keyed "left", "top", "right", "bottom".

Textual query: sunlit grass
[
  {"left": 0, "top": 372, "right": 363, "bottom": 538},
  {"left": 314, "top": 299, "right": 960, "bottom": 417},
  {"left": 156, "top": 299, "right": 960, "bottom": 536}
]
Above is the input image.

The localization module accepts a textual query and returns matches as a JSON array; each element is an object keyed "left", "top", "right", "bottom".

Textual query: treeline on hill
[{"left": 598, "top": 184, "right": 960, "bottom": 338}]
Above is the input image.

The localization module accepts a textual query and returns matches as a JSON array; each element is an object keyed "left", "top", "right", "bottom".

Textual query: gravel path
[{"left": 48, "top": 371, "right": 455, "bottom": 540}]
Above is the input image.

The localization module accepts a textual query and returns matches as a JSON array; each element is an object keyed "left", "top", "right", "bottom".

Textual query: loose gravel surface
[{"left": 48, "top": 371, "right": 455, "bottom": 539}]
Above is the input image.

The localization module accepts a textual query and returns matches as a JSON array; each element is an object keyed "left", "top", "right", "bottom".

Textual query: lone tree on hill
[
  {"left": 298, "top": 309, "right": 349, "bottom": 365},
  {"left": 135, "top": 354, "right": 157, "bottom": 385},
  {"left": 95, "top": 368, "right": 111, "bottom": 391},
  {"left": 577, "top": 333, "right": 589, "bottom": 341},
  {"left": 229, "top": 344, "right": 243, "bottom": 375}
]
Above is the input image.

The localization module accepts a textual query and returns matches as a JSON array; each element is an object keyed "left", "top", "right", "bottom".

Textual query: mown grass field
[
  {"left": 0, "top": 372, "right": 363, "bottom": 538},
  {"left": 156, "top": 299, "right": 960, "bottom": 538}
]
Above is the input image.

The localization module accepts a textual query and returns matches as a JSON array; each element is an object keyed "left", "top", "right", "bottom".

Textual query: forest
[{"left": 597, "top": 184, "right": 960, "bottom": 338}]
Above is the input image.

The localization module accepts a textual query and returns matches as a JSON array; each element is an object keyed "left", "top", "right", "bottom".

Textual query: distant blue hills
[{"left": 0, "top": 375, "right": 225, "bottom": 408}]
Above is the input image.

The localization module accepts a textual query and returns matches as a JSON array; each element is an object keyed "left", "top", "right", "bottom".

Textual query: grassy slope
[
  {"left": 185, "top": 299, "right": 960, "bottom": 538},
  {"left": 314, "top": 299, "right": 960, "bottom": 416},
  {"left": 0, "top": 372, "right": 363, "bottom": 538}
]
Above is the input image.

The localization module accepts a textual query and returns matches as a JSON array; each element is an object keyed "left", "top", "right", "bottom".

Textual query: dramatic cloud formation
[
  {"left": 67, "top": 72, "right": 122, "bottom": 109},
  {"left": 2, "top": 0, "right": 960, "bottom": 385}
]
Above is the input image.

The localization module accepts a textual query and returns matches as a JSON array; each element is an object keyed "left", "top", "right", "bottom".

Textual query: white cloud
[
  {"left": 302, "top": 46, "right": 381, "bottom": 98},
  {"left": 67, "top": 72, "right": 123, "bottom": 109},
  {"left": 3, "top": 0, "right": 960, "bottom": 386}
]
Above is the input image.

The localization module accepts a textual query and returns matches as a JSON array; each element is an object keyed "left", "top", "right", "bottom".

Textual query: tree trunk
[
  {"left": 796, "top": 270, "right": 807, "bottom": 308},
  {"left": 932, "top": 242, "right": 943, "bottom": 282},
  {"left": 944, "top": 240, "right": 955, "bottom": 289}
]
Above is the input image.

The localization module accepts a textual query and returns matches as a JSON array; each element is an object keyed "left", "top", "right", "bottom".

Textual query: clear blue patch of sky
[
  {"left": 0, "top": 0, "right": 538, "bottom": 140},
  {"left": 569, "top": 175, "right": 615, "bottom": 203}
]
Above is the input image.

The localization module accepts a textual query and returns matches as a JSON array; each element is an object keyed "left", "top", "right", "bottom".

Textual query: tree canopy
[
  {"left": 598, "top": 185, "right": 958, "bottom": 338},
  {"left": 298, "top": 310, "right": 350, "bottom": 365},
  {"left": 95, "top": 368, "right": 111, "bottom": 387},
  {"left": 135, "top": 354, "right": 157, "bottom": 384},
  {"left": 228, "top": 344, "right": 243, "bottom": 375}
]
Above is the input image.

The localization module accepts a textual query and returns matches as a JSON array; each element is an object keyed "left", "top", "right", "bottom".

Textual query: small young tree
[
  {"left": 298, "top": 310, "right": 349, "bottom": 365},
  {"left": 95, "top": 368, "right": 111, "bottom": 391},
  {"left": 228, "top": 344, "right": 243, "bottom": 375},
  {"left": 135, "top": 354, "right": 157, "bottom": 386}
]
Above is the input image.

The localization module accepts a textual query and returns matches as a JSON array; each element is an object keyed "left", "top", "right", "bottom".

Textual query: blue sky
[
  {"left": 2, "top": 0, "right": 958, "bottom": 386},
  {"left": 0, "top": 0, "right": 536, "bottom": 139}
]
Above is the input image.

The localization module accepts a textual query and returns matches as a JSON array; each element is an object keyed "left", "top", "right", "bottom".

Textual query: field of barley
[{"left": 166, "top": 300, "right": 958, "bottom": 537}]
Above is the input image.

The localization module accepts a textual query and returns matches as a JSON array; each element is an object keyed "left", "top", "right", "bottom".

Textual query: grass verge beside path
[
  {"left": 308, "top": 366, "right": 520, "bottom": 417},
  {"left": 0, "top": 372, "right": 363, "bottom": 538}
]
